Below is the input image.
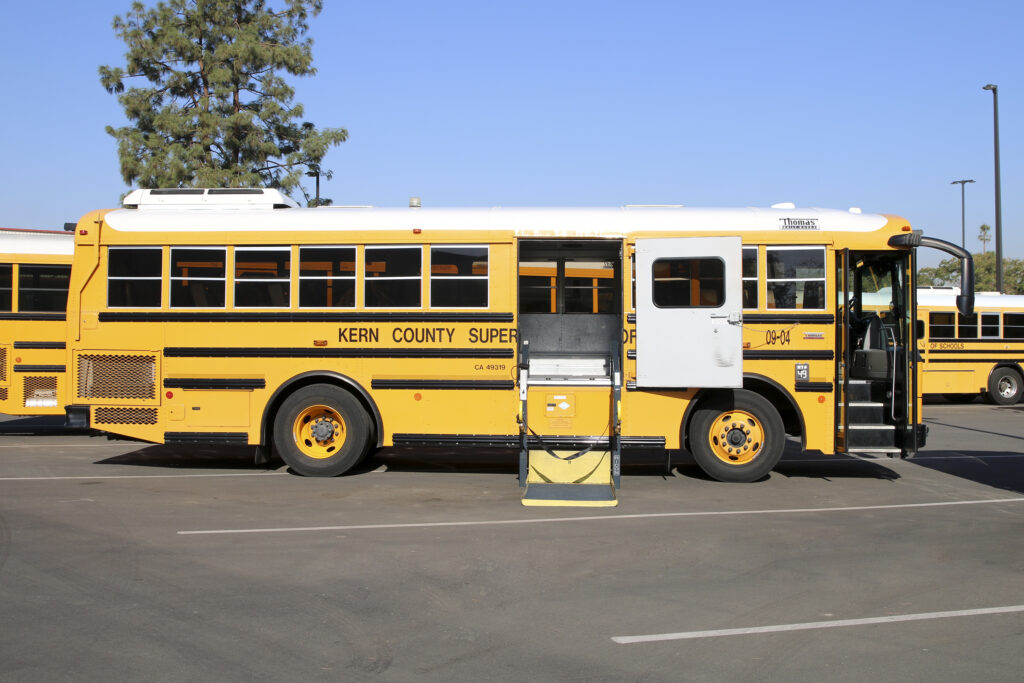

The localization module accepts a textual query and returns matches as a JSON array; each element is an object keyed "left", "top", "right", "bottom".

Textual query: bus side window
[
  {"left": 108, "top": 248, "right": 162, "bottom": 308},
  {"left": 765, "top": 247, "right": 825, "bottom": 310},
  {"left": 0, "top": 263, "right": 11, "bottom": 311},
  {"left": 430, "top": 246, "right": 488, "bottom": 308},
  {"left": 916, "top": 319, "right": 925, "bottom": 339},
  {"left": 365, "top": 246, "right": 422, "bottom": 308},
  {"left": 652, "top": 257, "right": 724, "bottom": 308},
  {"left": 981, "top": 313, "right": 1000, "bottom": 338},
  {"left": 1004, "top": 313, "right": 1024, "bottom": 339},
  {"left": 957, "top": 313, "right": 978, "bottom": 339},
  {"left": 170, "top": 247, "right": 226, "bottom": 308},
  {"left": 742, "top": 247, "right": 758, "bottom": 309},
  {"left": 929, "top": 311, "right": 954, "bottom": 338},
  {"left": 19, "top": 264, "right": 71, "bottom": 312}
]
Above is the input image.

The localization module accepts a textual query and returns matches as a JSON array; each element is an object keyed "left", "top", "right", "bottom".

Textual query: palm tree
[{"left": 978, "top": 223, "right": 992, "bottom": 254}]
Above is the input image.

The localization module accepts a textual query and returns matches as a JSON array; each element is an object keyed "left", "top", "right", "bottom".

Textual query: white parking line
[
  {"left": 177, "top": 496, "right": 1024, "bottom": 535},
  {"left": 0, "top": 472, "right": 287, "bottom": 481},
  {"left": 612, "top": 604, "right": 1024, "bottom": 643}
]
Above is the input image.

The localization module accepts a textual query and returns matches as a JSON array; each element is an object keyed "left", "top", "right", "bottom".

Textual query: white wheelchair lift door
[{"left": 634, "top": 236, "right": 743, "bottom": 388}]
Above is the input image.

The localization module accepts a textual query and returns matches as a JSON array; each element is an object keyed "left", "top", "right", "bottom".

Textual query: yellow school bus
[
  {"left": 0, "top": 228, "right": 74, "bottom": 416},
  {"left": 919, "top": 289, "right": 1024, "bottom": 404},
  {"left": 62, "top": 189, "right": 973, "bottom": 505}
]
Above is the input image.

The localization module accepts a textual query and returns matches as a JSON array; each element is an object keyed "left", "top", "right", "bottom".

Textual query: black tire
[
  {"left": 942, "top": 393, "right": 977, "bottom": 404},
  {"left": 985, "top": 367, "right": 1023, "bottom": 405},
  {"left": 273, "top": 383, "right": 371, "bottom": 476},
  {"left": 688, "top": 389, "right": 785, "bottom": 483}
]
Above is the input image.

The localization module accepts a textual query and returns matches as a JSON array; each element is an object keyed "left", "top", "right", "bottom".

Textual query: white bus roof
[
  {"left": 918, "top": 290, "right": 1024, "bottom": 310},
  {"left": 0, "top": 228, "right": 74, "bottom": 256},
  {"left": 104, "top": 203, "right": 893, "bottom": 235}
]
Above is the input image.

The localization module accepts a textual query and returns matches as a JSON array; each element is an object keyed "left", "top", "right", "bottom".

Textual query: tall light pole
[
  {"left": 983, "top": 84, "right": 1003, "bottom": 292},
  {"left": 951, "top": 179, "right": 975, "bottom": 248}
]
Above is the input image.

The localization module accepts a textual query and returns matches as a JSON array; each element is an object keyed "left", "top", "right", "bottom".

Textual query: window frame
[
  {"left": 980, "top": 312, "right": 1001, "bottom": 338},
  {"left": 929, "top": 311, "right": 956, "bottom": 339},
  {"left": 17, "top": 262, "right": 72, "bottom": 313},
  {"left": 298, "top": 245, "right": 357, "bottom": 309},
  {"left": 364, "top": 245, "right": 423, "bottom": 309},
  {"left": 233, "top": 246, "right": 291, "bottom": 309},
  {"left": 169, "top": 246, "right": 228, "bottom": 309},
  {"left": 651, "top": 256, "right": 726, "bottom": 309},
  {"left": 765, "top": 245, "right": 826, "bottom": 311},
  {"left": 741, "top": 246, "right": 758, "bottom": 310},
  {"left": 107, "top": 246, "right": 163, "bottom": 309},
  {"left": 428, "top": 244, "right": 489, "bottom": 310}
]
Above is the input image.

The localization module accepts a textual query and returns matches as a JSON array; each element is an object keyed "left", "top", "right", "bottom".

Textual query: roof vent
[
  {"left": 409, "top": 197, "right": 421, "bottom": 208},
  {"left": 770, "top": 202, "right": 796, "bottom": 209},
  {"left": 121, "top": 188, "right": 299, "bottom": 210},
  {"left": 848, "top": 207, "right": 862, "bottom": 214}
]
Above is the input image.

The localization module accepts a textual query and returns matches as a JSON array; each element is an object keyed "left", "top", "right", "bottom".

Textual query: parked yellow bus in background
[
  {"left": 919, "top": 288, "right": 1024, "bottom": 405},
  {"left": 61, "top": 189, "right": 973, "bottom": 505},
  {"left": 0, "top": 228, "right": 74, "bottom": 416}
]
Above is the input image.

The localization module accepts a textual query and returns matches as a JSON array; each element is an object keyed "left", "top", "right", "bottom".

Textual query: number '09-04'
[{"left": 764, "top": 329, "right": 791, "bottom": 345}]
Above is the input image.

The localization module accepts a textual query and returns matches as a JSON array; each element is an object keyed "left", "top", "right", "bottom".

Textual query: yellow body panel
[{"left": 0, "top": 242, "right": 74, "bottom": 416}]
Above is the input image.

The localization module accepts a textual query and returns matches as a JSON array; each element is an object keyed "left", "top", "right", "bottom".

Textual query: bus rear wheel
[
  {"left": 985, "top": 367, "right": 1023, "bottom": 405},
  {"left": 689, "top": 390, "right": 785, "bottom": 482},
  {"left": 273, "top": 384, "right": 371, "bottom": 476}
]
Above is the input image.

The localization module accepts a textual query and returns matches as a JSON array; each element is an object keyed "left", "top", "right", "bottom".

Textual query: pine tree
[{"left": 99, "top": 0, "right": 346, "bottom": 199}]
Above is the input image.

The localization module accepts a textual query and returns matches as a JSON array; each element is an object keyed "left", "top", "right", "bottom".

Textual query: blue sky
[{"left": 0, "top": 1, "right": 1019, "bottom": 264}]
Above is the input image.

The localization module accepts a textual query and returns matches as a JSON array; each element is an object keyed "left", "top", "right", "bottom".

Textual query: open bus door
[{"left": 634, "top": 237, "right": 743, "bottom": 388}]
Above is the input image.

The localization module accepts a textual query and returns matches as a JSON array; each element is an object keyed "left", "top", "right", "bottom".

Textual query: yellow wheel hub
[
  {"left": 707, "top": 409, "right": 764, "bottom": 465},
  {"left": 293, "top": 405, "right": 347, "bottom": 459}
]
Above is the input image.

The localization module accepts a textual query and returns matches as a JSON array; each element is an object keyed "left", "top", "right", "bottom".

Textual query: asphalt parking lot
[{"left": 1, "top": 403, "right": 1022, "bottom": 681}]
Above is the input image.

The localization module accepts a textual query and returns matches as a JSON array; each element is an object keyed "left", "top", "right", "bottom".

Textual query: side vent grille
[
  {"left": 94, "top": 407, "right": 158, "bottom": 425},
  {"left": 77, "top": 354, "right": 157, "bottom": 400},
  {"left": 0, "top": 347, "right": 7, "bottom": 382},
  {"left": 24, "top": 376, "right": 58, "bottom": 407},
  {"left": 0, "top": 388, "right": 7, "bottom": 401}
]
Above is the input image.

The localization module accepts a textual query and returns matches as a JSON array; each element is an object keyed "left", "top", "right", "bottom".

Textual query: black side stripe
[
  {"left": 0, "top": 313, "right": 66, "bottom": 321},
  {"left": 925, "top": 358, "right": 1024, "bottom": 364},
  {"left": 13, "top": 364, "right": 65, "bottom": 373},
  {"left": 928, "top": 349, "right": 1023, "bottom": 355},
  {"left": 371, "top": 379, "right": 514, "bottom": 390},
  {"left": 163, "top": 378, "right": 266, "bottom": 390},
  {"left": 163, "top": 347, "right": 514, "bottom": 359},
  {"left": 743, "top": 350, "right": 834, "bottom": 361},
  {"left": 743, "top": 313, "right": 835, "bottom": 324},
  {"left": 101, "top": 311, "right": 514, "bottom": 323},
  {"left": 795, "top": 381, "right": 834, "bottom": 392},
  {"left": 13, "top": 341, "right": 66, "bottom": 349},
  {"left": 164, "top": 432, "right": 249, "bottom": 445}
]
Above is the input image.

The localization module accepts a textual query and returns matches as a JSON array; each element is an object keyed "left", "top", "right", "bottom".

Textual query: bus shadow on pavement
[
  {"left": 94, "top": 444, "right": 272, "bottom": 471},
  {"left": 0, "top": 415, "right": 92, "bottom": 436},
  {"left": 366, "top": 447, "right": 678, "bottom": 478},
  {"left": 909, "top": 450, "right": 1024, "bottom": 495}
]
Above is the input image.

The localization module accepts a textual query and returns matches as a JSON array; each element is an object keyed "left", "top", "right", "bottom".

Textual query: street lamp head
[
  {"left": 951, "top": 179, "right": 975, "bottom": 185},
  {"left": 983, "top": 84, "right": 997, "bottom": 91}
]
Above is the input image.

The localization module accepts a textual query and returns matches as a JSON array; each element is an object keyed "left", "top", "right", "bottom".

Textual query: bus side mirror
[{"left": 916, "top": 320, "right": 925, "bottom": 339}]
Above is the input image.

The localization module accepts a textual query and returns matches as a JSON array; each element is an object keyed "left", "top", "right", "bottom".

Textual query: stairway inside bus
[
  {"left": 517, "top": 240, "right": 622, "bottom": 506},
  {"left": 840, "top": 251, "right": 913, "bottom": 456}
]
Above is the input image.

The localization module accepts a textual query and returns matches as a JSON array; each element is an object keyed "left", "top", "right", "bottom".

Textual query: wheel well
[
  {"left": 261, "top": 372, "right": 382, "bottom": 449},
  {"left": 681, "top": 376, "right": 804, "bottom": 451},
  {"left": 989, "top": 363, "right": 1024, "bottom": 383}
]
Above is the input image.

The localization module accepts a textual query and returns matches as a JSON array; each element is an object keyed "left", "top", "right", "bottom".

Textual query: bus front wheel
[
  {"left": 273, "top": 384, "right": 371, "bottom": 476},
  {"left": 986, "top": 367, "right": 1023, "bottom": 405},
  {"left": 689, "top": 390, "right": 785, "bottom": 483}
]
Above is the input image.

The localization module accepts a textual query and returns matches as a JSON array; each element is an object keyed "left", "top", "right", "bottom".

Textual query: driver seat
[{"left": 851, "top": 315, "right": 889, "bottom": 380}]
